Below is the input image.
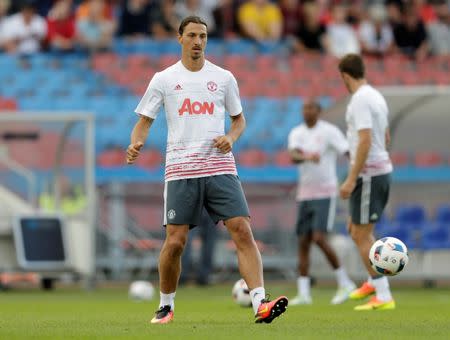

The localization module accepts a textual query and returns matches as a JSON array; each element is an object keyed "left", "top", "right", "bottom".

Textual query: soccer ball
[
  {"left": 369, "top": 237, "right": 409, "bottom": 276},
  {"left": 128, "top": 281, "right": 154, "bottom": 301},
  {"left": 232, "top": 279, "right": 252, "bottom": 307}
]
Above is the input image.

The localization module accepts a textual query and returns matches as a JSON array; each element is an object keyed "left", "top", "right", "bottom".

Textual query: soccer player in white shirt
[
  {"left": 338, "top": 54, "right": 395, "bottom": 311},
  {"left": 288, "top": 99, "right": 356, "bottom": 306},
  {"left": 126, "top": 16, "right": 288, "bottom": 324}
]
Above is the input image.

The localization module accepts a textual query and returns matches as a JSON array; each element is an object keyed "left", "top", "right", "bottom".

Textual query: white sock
[
  {"left": 334, "top": 267, "right": 353, "bottom": 288},
  {"left": 371, "top": 276, "right": 392, "bottom": 302},
  {"left": 250, "top": 287, "right": 266, "bottom": 314},
  {"left": 297, "top": 276, "right": 311, "bottom": 298},
  {"left": 159, "top": 292, "right": 176, "bottom": 310}
]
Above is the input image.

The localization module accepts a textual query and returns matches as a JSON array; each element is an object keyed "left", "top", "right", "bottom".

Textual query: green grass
[{"left": 1, "top": 284, "right": 449, "bottom": 339}]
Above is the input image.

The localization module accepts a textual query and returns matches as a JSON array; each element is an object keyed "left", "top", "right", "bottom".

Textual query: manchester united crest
[{"left": 207, "top": 81, "right": 218, "bottom": 92}]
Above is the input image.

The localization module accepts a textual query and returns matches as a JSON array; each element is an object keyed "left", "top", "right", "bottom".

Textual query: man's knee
[
  {"left": 299, "top": 234, "right": 312, "bottom": 251},
  {"left": 165, "top": 228, "right": 188, "bottom": 257},
  {"left": 350, "top": 224, "right": 372, "bottom": 243},
  {"left": 226, "top": 217, "right": 254, "bottom": 246},
  {"left": 311, "top": 231, "right": 326, "bottom": 245}
]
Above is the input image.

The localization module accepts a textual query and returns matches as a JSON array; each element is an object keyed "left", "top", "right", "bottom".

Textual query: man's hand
[
  {"left": 126, "top": 142, "right": 143, "bottom": 164},
  {"left": 307, "top": 152, "right": 320, "bottom": 163},
  {"left": 340, "top": 177, "right": 356, "bottom": 199},
  {"left": 213, "top": 135, "right": 234, "bottom": 154}
]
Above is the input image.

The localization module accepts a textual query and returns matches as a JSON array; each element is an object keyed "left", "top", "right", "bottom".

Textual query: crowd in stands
[{"left": 0, "top": 0, "right": 449, "bottom": 58}]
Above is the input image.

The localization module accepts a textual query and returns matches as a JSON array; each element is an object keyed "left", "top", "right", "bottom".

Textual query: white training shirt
[
  {"left": 288, "top": 120, "right": 349, "bottom": 201},
  {"left": 345, "top": 84, "right": 393, "bottom": 177},
  {"left": 135, "top": 60, "right": 242, "bottom": 182}
]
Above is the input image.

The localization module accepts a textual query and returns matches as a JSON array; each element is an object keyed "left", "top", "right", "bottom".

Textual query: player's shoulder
[
  {"left": 289, "top": 124, "right": 305, "bottom": 135},
  {"left": 204, "top": 60, "right": 235, "bottom": 79},
  {"left": 319, "top": 120, "right": 340, "bottom": 131},
  {"left": 158, "top": 60, "right": 182, "bottom": 76}
]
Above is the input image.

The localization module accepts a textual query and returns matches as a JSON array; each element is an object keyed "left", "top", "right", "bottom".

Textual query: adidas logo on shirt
[{"left": 174, "top": 84, "right": 182, "bottom": 90}]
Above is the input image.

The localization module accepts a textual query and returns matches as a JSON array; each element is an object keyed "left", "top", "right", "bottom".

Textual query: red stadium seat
[
  {"left": 390, "top": 151, "right": 410, "bottom": 166},
  {"left": 414, "top": 151, "right": 444, "bottom": 167},
  {"left": 97, "top": 149, "right": 124, "bottom": 167},
  {"left": 273, "top": 150, "right": 293, "bottom": 167},
  {"left": 237, "top": 149, "right": 269, "bottom": 167},
  {"left": 135, "top": 149, "right": 164, "bottom": 169},
  {"left": 92, "top": 53, "right": 119, "bottom": 72},
  {"left": 0, "top": 98, "right": 17, "bottom": 111}
]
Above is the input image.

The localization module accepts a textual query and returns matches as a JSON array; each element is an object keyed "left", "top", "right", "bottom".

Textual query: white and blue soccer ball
[
  {"left": 232, "top": 279, "right": 252, "bottom": 307},
  {"left": 369, "top": 237, "right": 409, "bottom": 276},
  {"left": 128, "top": 281, "right": 155, "bottom": 301}
]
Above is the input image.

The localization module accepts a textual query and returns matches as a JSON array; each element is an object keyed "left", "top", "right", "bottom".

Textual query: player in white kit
[
  {"left": 338, "top": 54, "right": 395, "bottom": 310},
  {"left": 288, "top": 99, "right": 356, "bottom": 306},
  {"left": 126, "top": 16, "right": 288, "bottom": 324}
]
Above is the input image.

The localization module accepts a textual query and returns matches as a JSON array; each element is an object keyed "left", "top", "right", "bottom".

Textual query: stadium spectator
[
  {"left": 150, "top": 0, "right": 178, "bottom": 39},
  {"left": 1, "top": 1, "right": 47, "bottom": 55},
  {"left": 427, "top": 1, "right": 450, "bottom": 55},
  {"left": 393, "top": 4, "right": 429, "bottom": 60},
  {"left": 385, "top": 0, "right": 403, "bottom": 26},
  {"left": 76, "top": 0, "right": 116, "bottom": 52},
  {"left": 174, "top": 0, "right": 218, "bottom": 36},
  {"left": 358, "top": 4, "right": 394, "bottom": 57},
  {"left": 326, "top": 4, "right": 360, "bottom": 58},
  {"left": 414, "top": 0, "right": 436, "bottom": 24},
  {"left": 279, "top": 0, "right": 302, "bottom": 37},
  {"left": 76, "top": 0, "right": 114, "bottom": 21},
  {"left": 212, "top": 0, "right": 240, "bottom": 38},
  {"left": 237, "top": 0, "right": 283, "bottom": 42},
  {"left": 0, "top": 0, "right": 10, "bottom": 51},
  {"left": 118, "top": 0, "right": 154, "bottom": 38},
  {"left": 293, "top": 0, "right": 328, "bottom": 53},
  {"left": 46, "top": 0, "right": 77, "bottom": 52}
]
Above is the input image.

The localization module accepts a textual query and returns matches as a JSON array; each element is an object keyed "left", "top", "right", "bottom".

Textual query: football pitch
[{"left": 1, "top": 284, "right": 449, "bottom": 339}]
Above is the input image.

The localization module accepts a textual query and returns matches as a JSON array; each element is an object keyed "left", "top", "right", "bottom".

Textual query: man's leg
[
  {"left": 179, "top": 229, "right": 194, "bottom": 285},
  {"left": 151, "top": 224, "right": 189, "bottom": 324},
  {"left": 350, "top": 222, "right": 394, "bottom": 308},
  {"left": 291, "top": 233, "right": 313, "bottom": 305},
  {"left": 159, "top": 224, "right": 189, "bottom": 294},
  {"left": 225, "top": 216, "right": 288, "bottom": 322},
  {"left": 312, "top": 231, "right": 355, "bottom": 304},
  {"left": 225, "top": 216, "right": 263, "bottom": 291}
]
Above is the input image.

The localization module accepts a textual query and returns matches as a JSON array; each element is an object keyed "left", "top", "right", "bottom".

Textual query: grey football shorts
[
  {"left": 296, "top": 197, "right": 336, "bottom": 236},
  {"left": 349, "top": 173, "right": 391, "bottom": 225},
  {"left": 163, "top": 174, "right": 250, "bottom": 228}
]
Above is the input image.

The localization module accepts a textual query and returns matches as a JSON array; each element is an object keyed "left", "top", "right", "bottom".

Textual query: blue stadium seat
[
  {"left": 394, "top": 204, "right": 426, "bottom": 225},
  {"left": 377, "top": 222, "right": 420, "bottom": 249},
  {"left": 422, "top": 222, "right": 450, "bottom": 250},
  {"left": 225, "top": 39, "right": 256, "bottom": 55},
  {"left": 435, "top": 204, "right": 450, "bottom": 223}
]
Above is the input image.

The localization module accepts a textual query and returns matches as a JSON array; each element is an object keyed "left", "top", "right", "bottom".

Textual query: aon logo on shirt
[{"left": 178, "top": 98, "right": 214, "bottom": 116}]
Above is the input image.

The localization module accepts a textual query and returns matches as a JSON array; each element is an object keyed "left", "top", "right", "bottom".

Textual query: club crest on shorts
[
  {"left": 167, "top": 209, "right": 176, "bottom": 220},
  {"left": 207, "top": 81, "right": 217, "bottom": 92}
]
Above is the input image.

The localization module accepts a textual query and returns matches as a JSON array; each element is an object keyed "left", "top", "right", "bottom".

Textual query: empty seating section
[{"left": 374, "top": 204, "right": 450, "bottom": 250}]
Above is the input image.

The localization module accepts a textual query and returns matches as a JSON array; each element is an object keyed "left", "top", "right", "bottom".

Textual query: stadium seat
[
  {"left": 97, "top": 149, "right": 125, "bottom": 167},
  {"left": 435, "top": 204, "right": 450, "bottom": 223},
  {"left": 390, "top": 151, "right": 410, "bottom": 166},
  {"left": 414, "top": 151, "right": 444, "bottom": 167},
  {"left": 394, "top": 204, "right": 426, "bottom": 226},
  {"left": 273, "top": 150, "right": 293, "bottom": 167},
  {"left": 135, "top": 149, "right": 164, "bottom": 169},
  {"left": 422, "top": 222, "right": 450, "bottom": 250},
  {"left": 0, "top": 97, "right": 17, "bottom": 111},
  {"left": 237, "top": 149, "right": 270, "bottom": 167}
]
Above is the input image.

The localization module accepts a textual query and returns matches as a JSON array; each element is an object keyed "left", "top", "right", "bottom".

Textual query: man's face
[
  {"left": 178, "top": 22, "right": 208, "bottom": 60},
  {"left": 302, "top": 101, "right": 320, "bottom": 124}
]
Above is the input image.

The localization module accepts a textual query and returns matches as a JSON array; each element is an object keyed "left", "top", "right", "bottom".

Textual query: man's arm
[
  {"left": 214, "top": 113, "right": 245, "bottom": 154},
  {"left": 126, "top": 116, "right": 154, "bottom": 164},
  {"left": 385, "top": 129, "right": 391, "bottom": 149},
  {"left": 289, "top": 149, "right": 320, "bottom": 164},
  {"left": 340, "top": 129, "right": 371, "bottom": 199}
]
